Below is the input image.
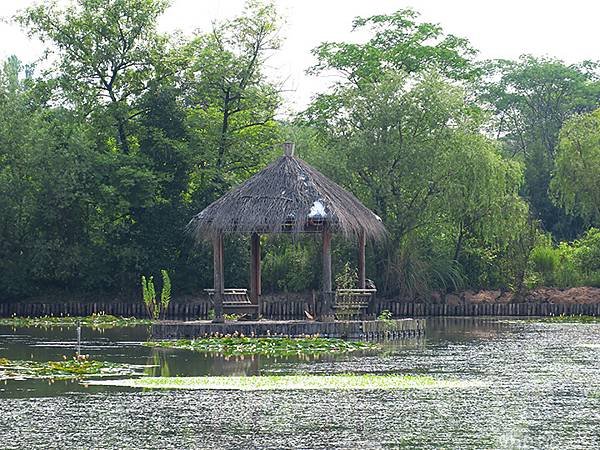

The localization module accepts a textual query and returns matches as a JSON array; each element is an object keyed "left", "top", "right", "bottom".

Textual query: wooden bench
[
  {"left": 204, "top": 288, "right": 251, "bottom": 305},
  {"left": 204, "top": 288, "right": 259, "bottom": 317},
  {"left": 334, "top": 289, "right": 377, "bottom": 320}
]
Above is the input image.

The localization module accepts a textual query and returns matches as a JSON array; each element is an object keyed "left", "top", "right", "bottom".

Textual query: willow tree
[
  {"left": 551, "top": 109, "right": 600, "bottom": 226},
  {"left": 300, "top": 9, "right": 530, "bottom": 295},
  {"left": 302, "top": 71, "right": 528, "bottom": 295}
]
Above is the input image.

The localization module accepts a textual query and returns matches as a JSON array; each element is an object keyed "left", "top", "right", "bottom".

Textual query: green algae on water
[{"left": 84, "top": 374, "right": 482, "bottom": 391}]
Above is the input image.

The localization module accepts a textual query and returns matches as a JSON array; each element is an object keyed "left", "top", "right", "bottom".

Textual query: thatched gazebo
[{"left": 188, "top": 143, "right": 386, "bottom": 322}]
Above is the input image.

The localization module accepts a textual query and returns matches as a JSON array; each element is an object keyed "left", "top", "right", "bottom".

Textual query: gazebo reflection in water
[{"left": 188, "top": 142, "right": 386, "bottom": 323}]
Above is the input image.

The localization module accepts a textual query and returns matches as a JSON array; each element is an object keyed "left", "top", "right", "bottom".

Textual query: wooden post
[
  {"left": 249, "top": 232, "right": 261, "bottom": 305},
  {"left": 320, "top": 229, "right": 333, "bottom": 320},
  {"left": 322, "top": 229, "right": 332, "bottom": 292},
  {"left": 212, "top": 233, "right": 224, "bottom": 323},
  {"left": 358, "top": 230, "right": 366, "bottom": 289}
]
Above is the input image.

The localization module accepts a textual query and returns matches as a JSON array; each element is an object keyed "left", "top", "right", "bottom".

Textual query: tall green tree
[
  {"left": 12, "top": 0, "right": 189, "bottom": 294},
  {"left": 309, "top": 8, "right": 479, "bottom": 85},
  {"left": 16, "top": 0, "right": 171, "bottom": 153},
  {"left": 301, "top": 10, "right": 531, "bottom": 295},
  {"left": 479, "top": 56, "right": 600, "bottom": 238},
  {"left": 182, "top": 0, "right": 282, "bottom": 206},
  {"left": 551, "top": 108, "right": 600, "bottom": 225},
  {"left": 0, "top": 56, "right": 105, "bottom": 296}
]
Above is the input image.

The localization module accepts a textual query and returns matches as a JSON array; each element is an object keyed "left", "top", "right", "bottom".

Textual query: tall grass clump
[
  {"left": 529, "top": 245, "right": 559, "bottom": 286},
  {"left": 386, "top": 236, "right": 465, "bottom": 300}
]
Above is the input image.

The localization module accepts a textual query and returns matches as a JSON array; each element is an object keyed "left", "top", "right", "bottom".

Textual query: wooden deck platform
[{"left": 151, "top": 319, "right": 425, "bottom": 340}]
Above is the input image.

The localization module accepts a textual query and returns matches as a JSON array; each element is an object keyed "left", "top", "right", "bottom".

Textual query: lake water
[{"left": 0, "top": 318, "right": 599, "bottom": 449}]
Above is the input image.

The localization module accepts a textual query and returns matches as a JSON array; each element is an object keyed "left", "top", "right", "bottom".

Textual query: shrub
[
  {"left": 571, "top": 228, "right": 600, "bottom": 272},
  {"left": 262, "top": 240, "right": 318, "bottom": 292},
  {"left": 526, "top": 228, "right": 600, "bottom": 288},
  {"left": 387, "top": 235, "right": 465, "bottom": 299},
  {"left": 571, "top": 228, "right": 600, "bottom": 287},
  {"left": 529, "top": 246, "right": 559, "bottom": 285}
]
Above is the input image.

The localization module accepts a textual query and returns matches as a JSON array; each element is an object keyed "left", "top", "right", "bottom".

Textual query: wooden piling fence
[
  {"left": 152, "top": 318, "right": 426, "bottom": 340},
  {"left": 1, "top": 299, "right": 599, "bottom": 320}
]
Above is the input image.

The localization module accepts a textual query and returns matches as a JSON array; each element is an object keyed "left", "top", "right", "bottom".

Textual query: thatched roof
[{"left": 188, "top": 145, "right": 386, "bottom": 241}]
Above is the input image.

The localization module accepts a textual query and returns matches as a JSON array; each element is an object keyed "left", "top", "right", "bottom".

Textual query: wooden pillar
[
  {"left": 249, "top": 232, "right": 261, "bottom": 305},
  {"left": 322, "top": 229, "right": 332, "bottom": 293},
  {"left": 320, "top": 229, "right": 333, "bottom": 320},
  {"left": 358, "top": 230, "right": 366, "bottom": 289},
  {"left": 212, "top": 233, "right": 224, "bottom": 323}
]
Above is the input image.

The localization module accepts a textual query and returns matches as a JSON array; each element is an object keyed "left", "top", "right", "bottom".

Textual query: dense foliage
[
  {"left": 1, "top": 1, "right": 599, "bottom": 301},
  {"left": 551, "top": 109, "right": 600, "bottom": 225},
  {"left": 478, "top": 57, "right": 600, "bottom": 239}
]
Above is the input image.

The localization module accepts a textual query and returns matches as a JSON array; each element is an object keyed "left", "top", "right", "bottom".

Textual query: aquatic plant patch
[
  {"left": 0, "top": 313, "right": 153, "bottom": 328},
  {"left": 144, "top": 337, "right": 378, "bottom": 356},
  {"left": 85, "top": 374, "right": 482, "bottom": 391},
  {"left": 0, "top": 356, "right": 146, "bottom": 381},
  {"left": 532, "top": 314, "right": 600, "bottom": 323}
]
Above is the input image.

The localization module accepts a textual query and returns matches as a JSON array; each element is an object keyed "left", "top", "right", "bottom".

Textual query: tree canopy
[
  {"left": 1, "top": 1, "right": 599, "bottom": 300},
  {"left": 478, "top": 56, "right": 600, "bottom": 238}
]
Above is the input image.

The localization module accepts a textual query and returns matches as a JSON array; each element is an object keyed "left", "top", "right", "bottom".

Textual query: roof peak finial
[{"left": 283, "top": 142, "right": 295, "bottom": 157}]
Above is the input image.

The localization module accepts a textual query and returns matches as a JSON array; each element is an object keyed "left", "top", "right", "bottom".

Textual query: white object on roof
[{"left": 309, "top": 200, "right": 327, "bottom": 218}]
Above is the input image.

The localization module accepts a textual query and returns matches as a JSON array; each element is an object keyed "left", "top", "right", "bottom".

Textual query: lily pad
[
  {"left": 0, "top": 356, "right": 148, "bottom": 381},
  {"left": 144, "top": 337, "right": 378, "bottom": 356}
]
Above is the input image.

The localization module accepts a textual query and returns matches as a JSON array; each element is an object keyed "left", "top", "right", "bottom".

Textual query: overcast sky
[{"left": 0, "top": 0, "right": 598, "bottom": 113}]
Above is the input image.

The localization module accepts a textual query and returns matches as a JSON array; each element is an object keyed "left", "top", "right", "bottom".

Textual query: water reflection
[
  {"left": 0, "top": 319, "right": 519, "bottom": 388},
  {"left": 1, "top": 319, "right": 600, "bottom": 449},
  {"left": 425, "top": 316, "right": 514, "bottom": 341},
  {"left": 0, "top": 325, "right": 387, "bottom": 392}
]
